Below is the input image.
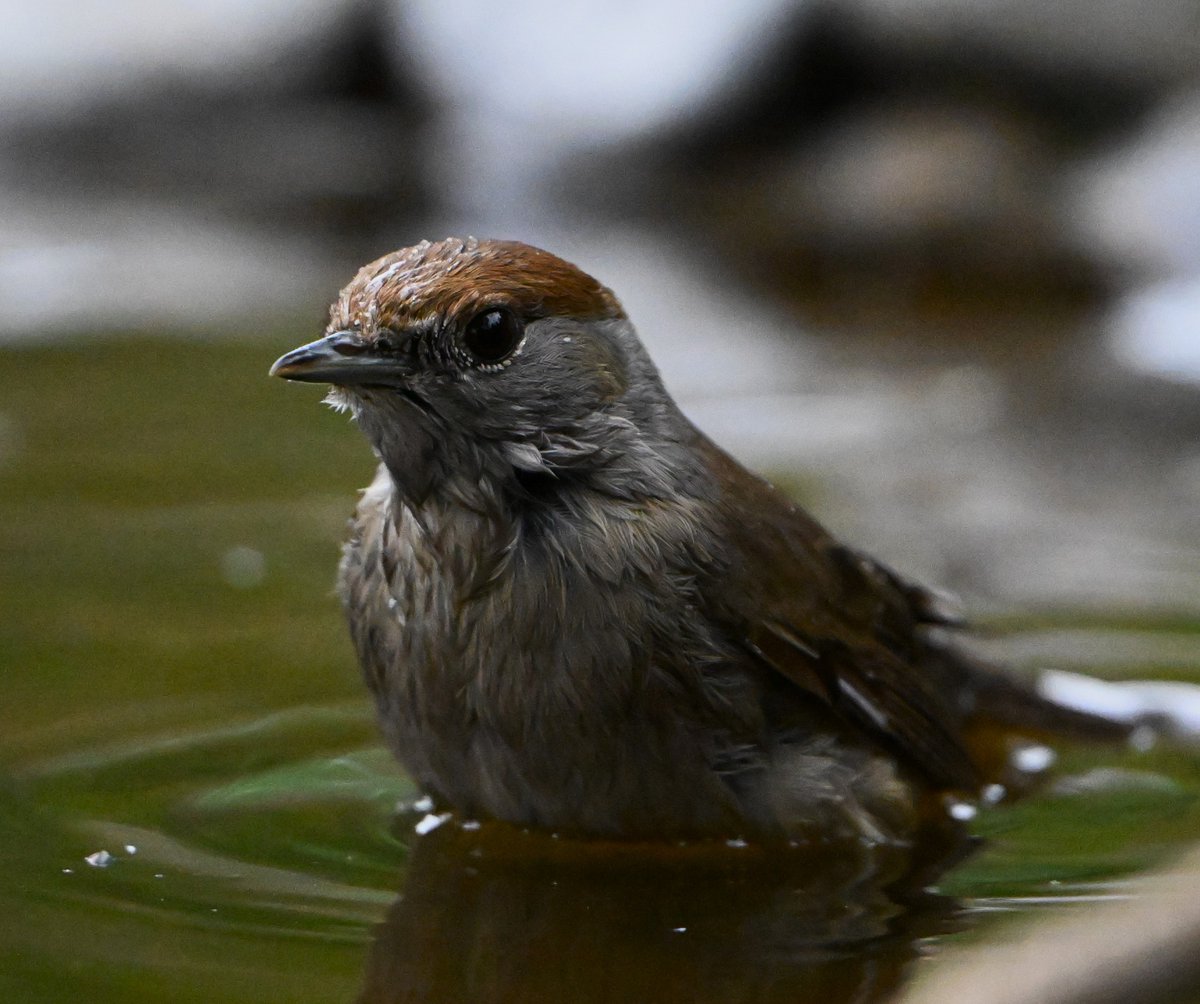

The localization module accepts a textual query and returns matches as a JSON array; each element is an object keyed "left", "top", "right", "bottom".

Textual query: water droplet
[
  {"left": 982, "top": 783, "right": 1006, "bottom": 805},
  {"left": 220, "top": 546, "right": 266, "bottom": 589},
  {"left": 1129, "top": 725, "right": 1158, "bottom": 752},
  {"left": 84, "top": 850, "right": 114, "bottom": 868}
]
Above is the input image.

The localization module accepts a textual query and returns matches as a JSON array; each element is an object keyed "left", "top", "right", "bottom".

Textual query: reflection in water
[{"left": 358, "top": 821, "right": 966, "bottom": 1004}]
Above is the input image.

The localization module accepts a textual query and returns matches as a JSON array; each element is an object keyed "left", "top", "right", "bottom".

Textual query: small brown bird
[{"left": 271, "top": 238, "right": 1121, "bottom": 845}]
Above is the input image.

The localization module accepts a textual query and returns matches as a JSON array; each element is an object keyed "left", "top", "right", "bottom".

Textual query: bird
[{"left": 271, "top": 237, "right": 1125, "bottom": 846}]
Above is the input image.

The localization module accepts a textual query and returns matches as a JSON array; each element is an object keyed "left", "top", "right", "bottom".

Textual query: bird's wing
[{"left": 694, "top": 432, "right": 979, "bottom": 791}]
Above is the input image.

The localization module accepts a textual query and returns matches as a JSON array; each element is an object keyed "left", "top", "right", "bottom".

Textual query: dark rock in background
[{"left": 0, "top": 0, "right": 432, "bottom": 336}]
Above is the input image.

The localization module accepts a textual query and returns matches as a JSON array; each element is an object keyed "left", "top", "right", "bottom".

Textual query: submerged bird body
[{"left": 272, "top": 238, "right": 1112, "bottom": 844}]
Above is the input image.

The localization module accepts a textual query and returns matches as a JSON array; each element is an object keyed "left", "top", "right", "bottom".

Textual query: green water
[{"left": 2, "top": 338, "right": 1198, "bottom": 1002}]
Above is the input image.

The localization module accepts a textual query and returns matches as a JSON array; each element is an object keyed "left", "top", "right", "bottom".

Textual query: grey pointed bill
[{"left": 270, "top": 331, "right": 409, "bottom": 386}]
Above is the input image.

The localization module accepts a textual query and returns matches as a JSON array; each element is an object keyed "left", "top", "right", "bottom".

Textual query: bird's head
[{"left": 271, "top": 238, "right": 693, "bottom": 504}]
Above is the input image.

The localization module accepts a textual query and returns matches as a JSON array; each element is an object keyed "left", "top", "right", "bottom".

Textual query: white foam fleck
[
  {"left": 1041, "top": 670, "right": 1200, "bottom": 740},
  {"left": 1014, "top": 744, "right": 1057, "bottom": 774},
  {"left": 1038, "top": 669, "right": 1142, "bottom": 722},
  {"left": 414, "top": 812, "right": 452, "bottom": 836}
]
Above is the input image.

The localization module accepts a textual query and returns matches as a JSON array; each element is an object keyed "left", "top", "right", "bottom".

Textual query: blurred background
[
  {"left": 3, "top": 2, "right": 1200, "bottom": 1002},
  {"left": 4, "top": 0, "right": 1200, "bottom": 601}
]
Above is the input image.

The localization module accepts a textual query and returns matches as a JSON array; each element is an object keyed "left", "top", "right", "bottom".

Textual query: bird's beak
[{"left": 269, "top": 331, "right": 409, "bottom": 386}]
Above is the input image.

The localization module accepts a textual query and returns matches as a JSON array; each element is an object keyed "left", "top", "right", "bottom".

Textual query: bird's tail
[{"left": 963, "top": 664, "right": 1135, "bottom": 744}]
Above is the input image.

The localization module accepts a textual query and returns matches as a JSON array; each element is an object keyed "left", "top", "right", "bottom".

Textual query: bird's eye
[{"left": 461, "top": 307, "right": 524, "bottom": 367}]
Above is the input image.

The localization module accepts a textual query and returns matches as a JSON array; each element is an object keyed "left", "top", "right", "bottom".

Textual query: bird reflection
[{"left": 357, "top": 819, "right": 967, "bottom": 1004}]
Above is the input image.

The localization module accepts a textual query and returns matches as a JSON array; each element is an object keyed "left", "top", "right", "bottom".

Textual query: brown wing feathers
[{"left": 698, "top": 431, "right": 980, "bottom": 791}]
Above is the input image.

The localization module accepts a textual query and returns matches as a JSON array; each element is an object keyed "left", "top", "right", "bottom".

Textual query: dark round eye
[{"left": 461, "top": 307, "right": 524, "bottom": 366}]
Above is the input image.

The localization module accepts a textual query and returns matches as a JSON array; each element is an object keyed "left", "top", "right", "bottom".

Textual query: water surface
[{"left": 2, "top": 336, "right": 1198, "bottom": 1003}]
